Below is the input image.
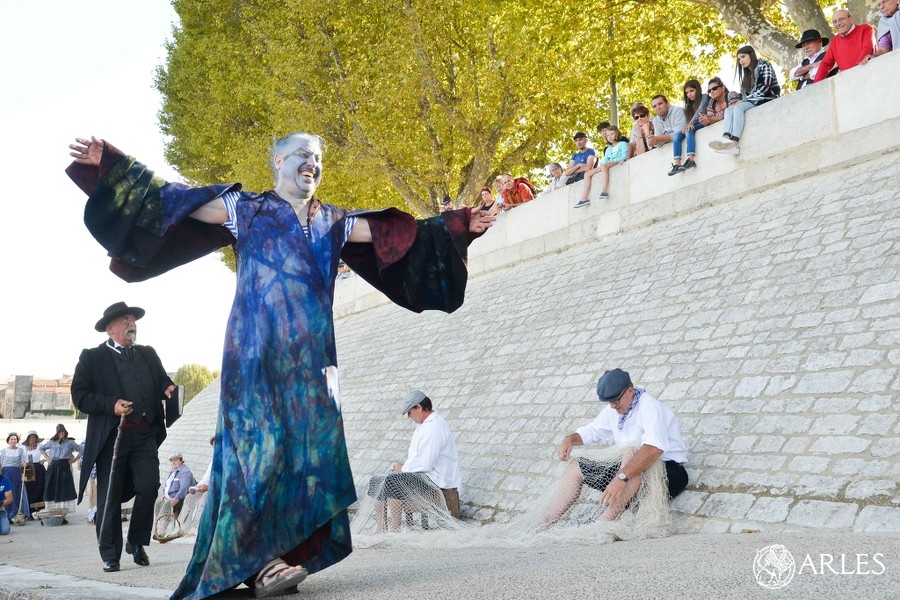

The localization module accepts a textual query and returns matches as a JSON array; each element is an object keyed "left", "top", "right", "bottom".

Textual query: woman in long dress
[
  {"left": 38, "top": 425, "right": 80, "bottom": 511},
  {"left": 21, "top": 430, "right": 46, "bottom": 518},
  {"left": 1, "top": 433, "right": 29, "bottom": 521}
]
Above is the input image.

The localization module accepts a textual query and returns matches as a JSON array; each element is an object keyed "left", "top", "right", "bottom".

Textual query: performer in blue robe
[{"left": 66, "top": 134, "right": 494, "bottom": 599}]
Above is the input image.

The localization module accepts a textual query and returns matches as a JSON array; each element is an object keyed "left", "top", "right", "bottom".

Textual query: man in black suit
[{"left": 72, "top": 302, "right": 176, "bottom": 573}]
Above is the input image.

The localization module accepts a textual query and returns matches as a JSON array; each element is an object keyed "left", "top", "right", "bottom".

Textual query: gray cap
[
  {"left": 169, "top": 452, "right": 184, "bottom": 461},
  {"left": 400, "top": 390, "right": 427, "bottom": 415},
  {"left": 596, "top": 369, "right": 632, "bottom": 401}
]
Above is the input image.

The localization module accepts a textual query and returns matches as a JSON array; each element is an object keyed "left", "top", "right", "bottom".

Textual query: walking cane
[
  {"left": 11, "top": 466, "right": 27, "bottom": 526},
  {"left": 98, "top": 415, "right": 126, "bottom": 545}
]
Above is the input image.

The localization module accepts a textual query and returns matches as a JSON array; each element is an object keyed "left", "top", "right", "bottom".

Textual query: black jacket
[{"left": 71, "top": 342, "right": 173, "bottom": 502}]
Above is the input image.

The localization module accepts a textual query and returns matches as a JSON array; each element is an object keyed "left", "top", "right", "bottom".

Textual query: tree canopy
[
  {"left": 173, "top": 363, "right": 220, "bottom": 404},
  {"left": 158, "top": 0, "right": 730, "bottom": 215},
  {"left": 158, "top": 1, "right": 879, "bottom": 216}
]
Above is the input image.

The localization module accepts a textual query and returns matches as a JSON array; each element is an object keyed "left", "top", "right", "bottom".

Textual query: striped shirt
[{"left": 220, "top": 191, "right": 357, "bottom": 241}]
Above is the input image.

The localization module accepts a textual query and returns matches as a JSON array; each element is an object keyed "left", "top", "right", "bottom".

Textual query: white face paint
[{"left": 275, "top": 138, "right": 323, "bottom": 201}]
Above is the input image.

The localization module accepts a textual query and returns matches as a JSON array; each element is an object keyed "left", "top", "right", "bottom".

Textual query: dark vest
[
  {"left": 110, "top": 346, "right": 158, "bottom": 423},
  {"left": 796, "top": 51, "right": 835, "bottom": 90}
]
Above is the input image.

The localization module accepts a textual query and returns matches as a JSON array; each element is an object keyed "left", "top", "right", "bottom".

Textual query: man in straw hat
[{"left": 71, "top": 302, "right": 176, "bottom": 573}]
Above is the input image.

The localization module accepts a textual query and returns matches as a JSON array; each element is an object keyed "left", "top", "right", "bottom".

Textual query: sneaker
[
  {"left": 709, "top": 138, "right": 737, "bottom": 150},
  {"left": 715, "top": 146, "right": 740, "bottom": 155},
  {"left": 668, "top": 163, "right": 683, "bottom": 176},
  {"left": 681, "top": 158, "right": 696, "bottom": 170},
  {"left": 599, "top": 192, "right": 609, "bottom": 199},
  {"left": 574, "top": 198, "right": 590, "bottom": 209}
]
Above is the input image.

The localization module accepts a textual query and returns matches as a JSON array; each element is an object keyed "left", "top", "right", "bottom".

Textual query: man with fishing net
[
  {"left": 541, "top": 368, "right": 689, "bottom": 528},
  {"left": 367, "top": 390, "right": 461, "bottom": 532}
]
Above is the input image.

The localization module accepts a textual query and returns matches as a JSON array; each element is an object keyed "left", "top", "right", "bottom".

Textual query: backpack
[{"left": 513, "top": 177, "right": 537, "bottom": 198}]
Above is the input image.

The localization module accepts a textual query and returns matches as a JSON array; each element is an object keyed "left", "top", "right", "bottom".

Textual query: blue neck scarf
[{"left": 618, "top": 387, "right": 644, "bottom": 431}]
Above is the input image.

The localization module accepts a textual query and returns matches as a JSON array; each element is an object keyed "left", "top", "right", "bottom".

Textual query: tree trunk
[
  {"left": 783, "top": 0, "right": 832, "bottom": 35},
  {"left": 691, "top": 0, "right": 810, "bottom": 69},
  {"left": 847, "top": 0, "right": 880, "bottom": 25}
]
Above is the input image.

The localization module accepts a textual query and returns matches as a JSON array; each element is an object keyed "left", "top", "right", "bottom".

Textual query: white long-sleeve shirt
[
  {"left": 576, "top": 392, "right": 688, "bottom": 463},
  {"left": 401, "top": 411, "right": 461, "bottom": 489}
]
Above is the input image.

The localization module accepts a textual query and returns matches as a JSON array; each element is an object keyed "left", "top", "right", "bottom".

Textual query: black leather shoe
[
  {"left": 103, "top": 560, "right": 120, "bottom": 572},
  {"left": 125, "top": 542, "right": 150, "bottom": 566}
]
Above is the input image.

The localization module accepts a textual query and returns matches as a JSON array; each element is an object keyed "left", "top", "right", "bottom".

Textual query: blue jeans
[
  {"left": 721, "top": 101, "right": 755, "bottom": 141},
  {"left": 672, "top": 123, "right": 705, "bottom": 159},
  {"left": 0, "top": 510, "right": 9, "bottom": 535}
]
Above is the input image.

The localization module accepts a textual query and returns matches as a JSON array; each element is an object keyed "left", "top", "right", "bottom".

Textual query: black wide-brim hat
[
  {"left": 796, "top": 29, "right": 829, "bottom": 48},
  {"left": 95, "top": 301, "right": 146, "bottom": 332}
]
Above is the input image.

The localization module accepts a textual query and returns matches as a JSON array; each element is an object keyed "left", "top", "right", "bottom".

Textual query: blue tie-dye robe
[{"left": 66, "top": 142, "right": 479, "bottom": 599}]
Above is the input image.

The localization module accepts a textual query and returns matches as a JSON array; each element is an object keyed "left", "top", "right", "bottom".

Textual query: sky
[{"left": 0, "top": 1, "right": 235, "bottom": 378}]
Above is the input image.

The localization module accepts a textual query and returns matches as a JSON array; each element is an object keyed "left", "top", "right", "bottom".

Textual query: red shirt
[
  {"left": 814, "top": 23, "right": 875, "bottom": 82},
  {"left": 502, "top": 182, "right": 534, "bottom": 206}
]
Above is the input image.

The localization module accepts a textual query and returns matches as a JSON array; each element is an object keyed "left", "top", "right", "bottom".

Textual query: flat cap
[
  {"left": 596, "top": 368, "right": 632, "bottom": 401},
  {"left": 400, "top": 390, "right": 427, "bottom": 415}
]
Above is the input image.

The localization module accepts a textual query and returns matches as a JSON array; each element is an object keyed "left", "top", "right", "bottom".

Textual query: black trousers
[
  {"left": 94, "top": 427, "right": 160, "bottom": 562},
  {"left": 578, "top": 458, "right": 689, "bottom": 499}
]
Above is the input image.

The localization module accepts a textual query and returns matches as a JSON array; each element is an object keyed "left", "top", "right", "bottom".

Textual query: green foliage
[
  {"left": 157, "top": 0, "right": 731, "bottom": 217},
  {"left": 173, "top": 363, "right": 220, "bottom": 405}
]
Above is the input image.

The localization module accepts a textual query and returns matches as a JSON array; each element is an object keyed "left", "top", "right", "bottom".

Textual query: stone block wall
[{"left": 164, "top": 52, "right": 900, "bottom": 532}]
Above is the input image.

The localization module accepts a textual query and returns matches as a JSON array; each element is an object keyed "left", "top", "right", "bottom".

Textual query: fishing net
[
  {"left": 152, "top": 497, "right": 184, "bottom": 543},
  {"left": 349, "top": 445, "right": 673, "bottom": 550}
]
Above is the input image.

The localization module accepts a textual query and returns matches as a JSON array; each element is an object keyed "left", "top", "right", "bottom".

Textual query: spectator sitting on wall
[
  {"left": 813, "top": 9, "right": 876, "bottom": 81},
  {"left": 697, "top": 76, "right": 741, "bottom": 141},
  {"left": 869, "top": 0, "right": 899, "bottom": 60},
  {"left": 541, "top": 163, "right": 569, "bottom": 196},
  {"left": 477, "top": 187, "right": 501, "bottom": 215},
  {"left": 574, "top": 126, "right": 629, "bottom": 208},
  {"left": 648, "top": 95, "right": 687, "bottom": 150},
  {"left": 709, "top": 46, "right": 780, "bottom": 155},
  {"left": 499, "top": 173, "right": 535, "bottom": 209},
  {"left": 628, "top": 103, "right": 655, "bottom": 158},
  {"left": 790, "top": 29, "right": 834, "bottom": 89},
  {"left": 563, "top": 132, "right": 598, "bottom": 185},
  {"left": 439, "top": 196, "right": 455, "bottom": 213},
  {"left": 492, "top": 176, "right": 506, "bottom": 210},
  {"left": 669, "top": 80, "right": 709, "bottom": 175}
]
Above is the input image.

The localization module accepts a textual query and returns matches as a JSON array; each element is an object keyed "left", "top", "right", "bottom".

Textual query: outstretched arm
[
  {"left": 70, "top": 137, "right": 227, "bottom": 225},
  {"left": 348, "top": 210, "right": 495, "bottom": 243}
]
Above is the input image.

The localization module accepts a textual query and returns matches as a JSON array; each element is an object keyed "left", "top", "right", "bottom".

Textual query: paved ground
[{"left": 1, "top": 517, "right": 898, "bottom": 599}]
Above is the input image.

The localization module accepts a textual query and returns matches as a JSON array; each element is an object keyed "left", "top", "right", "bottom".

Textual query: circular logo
[{"left": 754, "top": 544, "right": 796, "bottom": 589}]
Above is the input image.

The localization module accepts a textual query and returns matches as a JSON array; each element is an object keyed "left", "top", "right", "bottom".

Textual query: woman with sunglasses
[
  {"left": 709, "top": 46, "right": 780, "bottom": 155},
  {"left": 669, "top": 80, "right": 709, "bottom": 175},
  {"left": 628, "top": 103, "right": 655, "bottom": 159}
]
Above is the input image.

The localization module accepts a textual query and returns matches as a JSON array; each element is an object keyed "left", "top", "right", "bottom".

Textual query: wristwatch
[{"left": 616, "top": 471, "right": 629, "bottom": 482}]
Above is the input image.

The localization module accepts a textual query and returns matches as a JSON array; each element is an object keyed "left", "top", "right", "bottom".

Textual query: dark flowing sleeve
[
  {"left": 65, "top": 141, "right": 239, "bottom": 282},
  {"left": 340, "top": 206, "right": 483, "bottom": 314}
]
